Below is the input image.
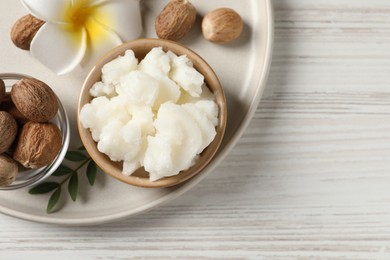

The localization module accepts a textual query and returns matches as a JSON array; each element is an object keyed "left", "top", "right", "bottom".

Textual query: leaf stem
[
  {"left": 59, "top": 158, "right": 91, "bottom": 186},
  {"left": 73, "top": 157, "right": 92, "bottom": 172},
  {"left": 28, "top": 147, "right": 98, "bottom": 214}
]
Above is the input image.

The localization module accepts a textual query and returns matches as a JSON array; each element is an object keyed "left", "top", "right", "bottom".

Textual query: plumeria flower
[{"left": 21, "top": 0, "right": 142, "bottom": 75}]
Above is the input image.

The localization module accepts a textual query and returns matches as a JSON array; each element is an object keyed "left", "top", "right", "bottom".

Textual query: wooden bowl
[{"left": 78, "top": 38, "right": 227, "bottom": 188}]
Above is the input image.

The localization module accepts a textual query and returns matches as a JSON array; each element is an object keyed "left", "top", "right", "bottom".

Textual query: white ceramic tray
[{"left": 0, "top": 0, "right": 273, "bottom": 225}]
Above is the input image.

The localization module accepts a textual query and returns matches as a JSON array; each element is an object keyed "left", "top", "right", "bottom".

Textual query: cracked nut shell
[
  {"left": 11, "top": 78, "right": 58, "bottom": 123},
  {"left": 13, "top": 122, "right": 62, "bottom": 169}
]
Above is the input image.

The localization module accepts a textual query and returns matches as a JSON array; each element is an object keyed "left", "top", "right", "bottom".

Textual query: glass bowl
[{"left": 0, "top": 73, "right": 70, "bottom": 190}]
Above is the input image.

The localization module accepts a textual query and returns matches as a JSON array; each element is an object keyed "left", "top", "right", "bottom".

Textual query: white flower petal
[
  {"left": 93, "top": 0, "right": 142, "bottom": 41},
  {"left": 73, "top": 0, "right": 106, "bottom": 6},
  {"left": 21, "top": 0, "right": 71, "bottom": 23},
  {"left": 30, "top": 23, "right": 87, "bottom": 75},
  {"left": 81, "top": 17, "right": 123, "bottom": 71}
]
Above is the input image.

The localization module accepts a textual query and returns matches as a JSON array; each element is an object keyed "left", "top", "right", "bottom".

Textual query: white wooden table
[{"left": 2, "top": 0, "right": 390, "bottom": 259}]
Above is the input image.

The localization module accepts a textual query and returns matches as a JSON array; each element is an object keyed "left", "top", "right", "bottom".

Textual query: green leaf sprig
[{"left": 29, "top": 146, "right": 98, "bottom": 214}]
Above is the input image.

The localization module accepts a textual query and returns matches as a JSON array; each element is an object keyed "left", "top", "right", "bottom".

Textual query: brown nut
[
  {"left": 8, "top": 105, "right": 29, "bottom": 124},
  {"left": 0, "top": 111, "right": 18, "bottom": 154},
  {"left": 11, "top": 14, "right": 45, "bottom": 50},
  {"left": 155, "top": 0, "right": 197, "bottom": 41},
  {"left": 0, "top": 154, "right": 18, "bottom": 186},
  {"left": 202, "top": 8, "right": 243, "bottom": 44},
  {"left": 13, "top": 122, "right": 62, "bottom": 168},
  {"left": 11, "top": 78, "right": 58, "bottom": 122},
  {"left": 0, "top": 93, "right": 12, "bottom": 111},
  {"left": 0, "top": 93, "right": 28, "bottom": 124},
  {"left": 0, "top": 79, "right": 5, "bottom": 104}
]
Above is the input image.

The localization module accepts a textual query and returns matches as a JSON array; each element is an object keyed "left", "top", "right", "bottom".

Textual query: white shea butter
[
  {"left": 118, "top": 71, "right": 159, "bottom": 106},
  {"left": 168, "top": 51, "right": 204, "bottom": 97},
  {"left": 80, "top": 47, "right": 219, "bottom": 181},
  {"left": 101, "top": 50, "right": 138, "bottom": 86}
]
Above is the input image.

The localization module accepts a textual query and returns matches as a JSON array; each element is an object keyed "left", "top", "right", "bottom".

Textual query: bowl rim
[
  {"left": 78, "top": 38, "right": 227, "bottom": 188},
  {"left": 0, "top": 73, "right": 70, "bottom": 190}
]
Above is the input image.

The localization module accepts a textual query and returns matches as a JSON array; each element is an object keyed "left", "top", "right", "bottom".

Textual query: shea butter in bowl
[{"left": 78, "top": 38, "right": 227, "bottom": 188}]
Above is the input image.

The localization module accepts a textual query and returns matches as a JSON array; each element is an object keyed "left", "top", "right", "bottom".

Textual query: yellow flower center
[
  {"left": 69, "top": 4, "right": 95, "bottom": 29},
  {"left": 64, "top": 1, "right": 111, "bottom": 45},
  {"left": 65, "top": 1, "right": 97, "bottom": 30}
]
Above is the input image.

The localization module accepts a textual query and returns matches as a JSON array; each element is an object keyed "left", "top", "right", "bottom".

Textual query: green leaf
[
  {"left": 68, "top": 174, "right": 78, "bottom": 202},
  {"left": 47, "top": 187, "right": 61, "bottom": 214},
  {"left": 52, "top": 165, "right": 73, "bottom": 176},
  {"left": 29, "top": 182, "right": 59, "bottom": 194},
  {"left": 78, "top": 146, "right": 86, "bottom": 151},
  {"left": 65, "top": 151, "right": 87, "bottom": 162},
  {"left": 86, "top": 160, "right": 97, "bottom": 186}
]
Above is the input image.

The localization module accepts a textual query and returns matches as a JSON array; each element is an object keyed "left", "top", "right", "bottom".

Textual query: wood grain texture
[{"left": 1, "top": 0, "right": 390, "bottom": 259}]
